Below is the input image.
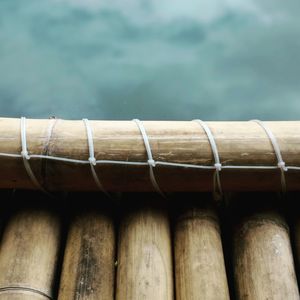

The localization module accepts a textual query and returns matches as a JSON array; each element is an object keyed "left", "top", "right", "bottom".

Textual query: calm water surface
[{"left": 0, "top": 0, "right": 299, "bottom": 120}]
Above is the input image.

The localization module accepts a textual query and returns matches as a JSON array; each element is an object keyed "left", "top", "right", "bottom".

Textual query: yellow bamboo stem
[
  {"left": 58, "top": 210, "right": 115, "bottom": 300},
  {"left": 0, "top": 209, "right": 61, "bottom": 300},
  {"left": 0, "top": 118, "right": 300, "bottom": 192},
  {"left": 116, "top": 200, "right": 173, "bottom": 300},
  {"left": 174, "top": 201, "right": 230, "bottom": 300},
  {"left": 233, "top": 209, "right": 299, "bottom": 299}
]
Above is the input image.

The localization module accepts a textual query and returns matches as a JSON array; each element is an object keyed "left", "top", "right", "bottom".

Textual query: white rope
[
  {"left": 193, "top": 119, "right": 223, "bottom": 200},
  {"left": 252, "top": 120, "right": 288, "bottom": 193},
  {"left": 133, "top": 119, "right": 165, "bottom": 197},
  {"left": 0, "top": 117, "right": 297, "bottom": 194},
  {"left": 2, "top": 151, "right": 295, "bottom": 170},
  {"left": 83, "top": 118, "right": 110, "bottom": 197},
  {"left": 20, "top": 117, "right": 49, "bottom": 194}
]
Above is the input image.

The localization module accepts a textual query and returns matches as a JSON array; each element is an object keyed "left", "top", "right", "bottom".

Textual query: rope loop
[
  {"left": 252, "top": 119, "right": 287, "bottom": 193},
  {"left": 133, "top": 119, "right": 165, "bottom": 197},
  {"left": 82, "top": 118, "right": 109, "bottom": 196},
  {"left": 193, "top": 119, "right": 223, "bottom": 200},
  {"left": 20, "top": 117, "right": 49, "bottom": 194}
]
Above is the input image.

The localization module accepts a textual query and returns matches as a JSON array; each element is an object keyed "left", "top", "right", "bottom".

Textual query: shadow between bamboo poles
[
  {"left": 0, "top": 196, "right": 61, "bottom": 300},
  {"left": 57, "top": 194, "right": 116, "bottom": 300},
  {"left": 288, "top": 193, "right": 300, "bottom": 284},
  {"left": 232, "top": 193, "right": 299, "bottom": 300},
  {"left": 293, "top": 220, "right": 300, "bottom": 286},
  {"left": 115, "top": 194, "right": 173, "bottom": 300},
  {"left": 173, "top": 194, "right": 230, "bottom": 300},
  {"left": 0, "top": 191, "right": 11, "bottom": 241}
]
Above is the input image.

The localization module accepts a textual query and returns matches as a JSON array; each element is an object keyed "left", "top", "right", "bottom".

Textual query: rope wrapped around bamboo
[{"left": 1, "top": 118, "right": 300, "bottom": 192}]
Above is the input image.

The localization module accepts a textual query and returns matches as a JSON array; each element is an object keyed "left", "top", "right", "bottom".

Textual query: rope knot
[
  {"left": 148, "top": 159, "right": 156, "bottom": 167},
  {"left": 278, "top": 161, "right": 288, "bottom": 172},
  {"left": 88, "top": 157, "right": 97, "bottom": 166},
  {"left": 214, "top": 163, "right": 222, "bottom": 172},
  {"left": 21, "top": 150, "right": 30, "bottom": 160}
]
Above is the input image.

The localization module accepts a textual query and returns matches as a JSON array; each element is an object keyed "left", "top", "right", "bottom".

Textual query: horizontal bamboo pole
[
  {"left": 58, "top": 210, "right": 115, "bottom": 300},
  {"left": 1, "top": 118, "right": 300, "bottom": 192},
  {"left": 174, "top": 202, "right": 230, "bottom": 300},
  {"left": 0, "top": 209, "right": 61, "bottom": 300},
  {"left": 233, "top": 209, "right": 299, "bottom": 299}
]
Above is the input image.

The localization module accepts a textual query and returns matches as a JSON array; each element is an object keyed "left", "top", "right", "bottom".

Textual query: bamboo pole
[
  {"left": 0, "top": 118, "right": 300, "bottom": 192},
  {"left": 0, "top": 209, "right": 61, "bottom": 300},
  {"left": 174, "top": 200, "right": 230, "bottom": 300},
  {"left": 57, "top": 210, "right": 115, "bottom": 300},
  {"left": 233, "top": 209, "right": 299, "bottom": 300},
  {"left": 116, "top": 199, "right": 173, "bottom": 300}
]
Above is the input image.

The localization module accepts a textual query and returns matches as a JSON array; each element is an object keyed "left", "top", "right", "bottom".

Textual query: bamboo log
[
  {"left": 0, "top": 118, "right": 300, "bottom": 192},
  {"left": 233, "top": 209, "right": 299, "bottom": 300},
  {"left": 0, "top": 209, "right": 61, "bottom": 300},
  {"left": 116, "top": 200, "right": 173, "bottom": 300},
  {"left": 58, "top": 210, "right": 115, "bottom": 300},
  {"left": 174, "top": 201, "right": 230, "bottom": 300}
]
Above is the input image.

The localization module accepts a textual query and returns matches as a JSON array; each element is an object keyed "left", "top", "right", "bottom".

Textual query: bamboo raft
[{"left": 0, "top": 118, "right": 300, "bottom": 299}]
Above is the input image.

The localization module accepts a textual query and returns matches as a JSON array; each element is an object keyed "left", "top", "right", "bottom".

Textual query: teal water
[{"left": 0, "top": 0, "right": 300, "bottom": 120}]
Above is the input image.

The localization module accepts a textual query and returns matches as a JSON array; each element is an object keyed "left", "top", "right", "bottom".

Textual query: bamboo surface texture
[
  {"left": 0, "top": 209, "right": 61, "bottom": 300},
  {"left": 58, "top": 211, "right": 115, "bottom": 300},
  {"left": 116, "top": 203, "right": 173, "bottom": 300},
  {"left": 174, "top": 205, "right": 230, "bottom": 300},
  {"left": 233, "top": 210, "right": 299, "bottom": 300},
  {"left": 1, "top": 118, "right": 300, "bottom": 192}
]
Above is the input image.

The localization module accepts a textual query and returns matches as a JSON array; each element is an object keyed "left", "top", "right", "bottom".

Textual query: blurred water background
[{"left": 0, "top": 0, "right": 299, "bottom": 120}]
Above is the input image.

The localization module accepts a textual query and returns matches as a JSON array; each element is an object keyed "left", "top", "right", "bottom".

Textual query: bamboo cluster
[{"left": 0, "top": 193, "right": 299, "bottom": 299}]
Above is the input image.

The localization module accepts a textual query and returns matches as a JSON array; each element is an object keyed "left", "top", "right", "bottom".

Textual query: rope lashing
[
  {"left": 20, "top": 117, "right": 50, "bottom": 195},
  {"left": 82, "top": 118, "right": 110, "bottom": 197},
  {"left": 133, "top": 119, "right": 165, "bottom": 197},
  {"left": 252, "top": 120, "right": 288, "bottom": 193},
  {"left": 193, "top": 119, "right": 223, "bottom": 200}
]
